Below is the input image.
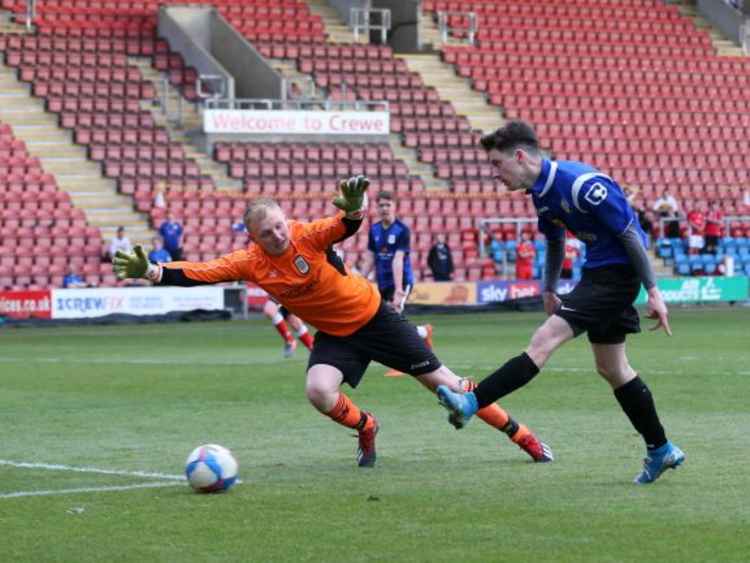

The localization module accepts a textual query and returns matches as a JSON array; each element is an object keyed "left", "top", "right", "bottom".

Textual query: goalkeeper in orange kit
[{"left": 114, "top": 175, "right": 553, "bottom": 467}]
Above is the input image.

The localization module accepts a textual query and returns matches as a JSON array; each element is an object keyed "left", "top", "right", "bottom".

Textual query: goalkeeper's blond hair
[{"left": 243, "top": 197, "right": 282, "bottom": 230}]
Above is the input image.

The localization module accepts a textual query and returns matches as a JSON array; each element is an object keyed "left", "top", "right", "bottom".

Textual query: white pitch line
[
  {"left": 0, "top": 460, "right": 185, "bottom": 481},
  {"left": 450, "top": 364, "right": 750, "bottom": 376},
  {"left": 0, "top": 356, "right": 298, "bottom": 366},
  {"left": 0, "top": 357, "right": 748, "bottom": 375},
  {"left": 0, "top": 481, "right": 183, "bottom": 499}
]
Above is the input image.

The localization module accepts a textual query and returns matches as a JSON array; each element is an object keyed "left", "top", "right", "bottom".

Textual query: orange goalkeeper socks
[{"left": 325, "top": 393, "right": 375, "bottom": 432}]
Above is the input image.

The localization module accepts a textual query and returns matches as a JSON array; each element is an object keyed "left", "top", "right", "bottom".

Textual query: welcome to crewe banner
[
  {"left": 635, "top": 276, "right": 749, "bottom": 304},
  {"left": 203, "top": 109, "right": 390, "bottom": 135},
  {"left": 51, "top": 287, "right": 225, "bottom": 319}
]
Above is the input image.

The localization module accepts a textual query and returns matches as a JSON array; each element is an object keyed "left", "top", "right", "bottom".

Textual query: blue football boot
[
  {"left": 436, "top": 385, "right": 478, "bottom": 429},
  {"left": 634, "top": 441, "right": 685, "bottom": 484}
]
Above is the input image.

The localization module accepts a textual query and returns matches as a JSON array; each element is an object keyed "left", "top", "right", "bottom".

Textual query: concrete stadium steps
[
  {"left": 418, "top": 9, "right": 472, "bottom": 49},
  {"left": 388, "top": 133, "right": 450, "bottom": 191},
  {"left": 305, "top": 0, "right": 363, "bottom": 43},
  {"left": 395, "top": 53, "right": 504, "bottom": 134},
  {"left": 0, "top": 61, "right": 154, "bottom": 247},
  {"left": 302, "top": 1, "right": 449, "bottom": 189},
  {"left": 268, "top": 58, "right": 323, "bottom": 98},
  {"left": 130, "top": 58, "right": 243, "bottom": 193},
  {"left": 673, "top": 0, "right": 746, "bottom": 56}
]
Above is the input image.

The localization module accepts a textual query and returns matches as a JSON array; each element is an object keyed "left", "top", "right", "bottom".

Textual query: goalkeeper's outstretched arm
[{"left": 113, "top": 246, "right": 247, "bottom": 286}]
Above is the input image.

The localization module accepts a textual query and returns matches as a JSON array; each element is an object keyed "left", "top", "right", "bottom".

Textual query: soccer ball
[{"left": 185, "top": 444, "right": 239, "bottom": 493}]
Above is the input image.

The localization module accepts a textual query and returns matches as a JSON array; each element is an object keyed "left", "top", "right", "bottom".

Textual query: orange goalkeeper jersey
[{"left": 161, "top": 214, "right": 381, "bottom": 336}]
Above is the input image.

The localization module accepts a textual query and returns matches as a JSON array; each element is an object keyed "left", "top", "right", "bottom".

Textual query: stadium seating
[
  {"left": 6, "top": 0, "right": 747, "bottom": 285},
  {"left": 0, "top": 122, "right": 109, "bottom": 290},
  {"left": 429, "top": 0, "right": 750, "bottom": 215}
]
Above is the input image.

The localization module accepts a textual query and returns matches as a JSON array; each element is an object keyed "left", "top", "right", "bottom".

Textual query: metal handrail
[
  {"left": 436, "top": 11, "right": 477, "bottom": 45},
  {"left": 657, "top": 214, "right": 750, "bottom": 239},
  {"left": 196, "top": 74, "right": 226, "bottom": 100},
  {"left": 203, "top": 98, "right": 389, "bottom": 112},
  {"left": 350, "top": 8, "right": 391, "bottom": 44},
  {"left": 25, "top": 0, "right": 36, "bottom": 31},
  {"left": 158, "top": 78, "right": 183, "bottom": 128}
]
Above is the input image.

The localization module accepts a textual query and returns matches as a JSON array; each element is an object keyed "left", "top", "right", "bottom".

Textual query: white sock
[
  {"left": 272, "top": 312, "right": 284, "bottom": 325},
  {"left": 295, "top": 325, "right": 308, "bottom": 337},
  {"left": 417, "top": 325, "right": 427, "bottom": 339}
]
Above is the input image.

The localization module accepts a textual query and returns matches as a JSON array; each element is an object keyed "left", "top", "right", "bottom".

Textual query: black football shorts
[
  {"left": 307, "top": 301, "right": 440, "bottom": 387},
  {"left": 555, "top": 264, "right": 642, "bottom": 345}
]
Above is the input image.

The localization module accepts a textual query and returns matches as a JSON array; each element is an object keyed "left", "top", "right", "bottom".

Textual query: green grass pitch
[{"left": 1, "top": 308, "right": 749, "bottom": 562}]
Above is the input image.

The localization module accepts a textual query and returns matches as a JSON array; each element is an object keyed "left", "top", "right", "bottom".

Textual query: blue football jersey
[
  {"left": 368, "top": 219, "right": 415, "bottom": 290},
  {"left": 530, "top": 159, "right": 647, "bottom": 269}
]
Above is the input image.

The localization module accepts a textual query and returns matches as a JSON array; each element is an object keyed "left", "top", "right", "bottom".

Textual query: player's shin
[
  {"left": 295, "top": 325, "right": 314, "bottom": 350},
  {"left": 324, "top": 392, "right": 375, "bottom": 432},
  {"left": 272, "top": 313, "right": 294, "bottom": 343},
  {"left": 473, "top": 352, "right": 540, "bottom": 408},
  {"left": 613, "top": 375, "right": 667, "bottom": 449}
]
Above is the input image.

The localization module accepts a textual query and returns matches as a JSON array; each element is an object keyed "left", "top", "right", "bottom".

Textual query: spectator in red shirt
[
  {"left": 515, "top": 231, "right": 535, "bottom": 280},
  {"left": 705, "top": 201, "right": 724, "bottom": 254},
  {"left": 561, "top": 234, "right": 580, "bottom": 279},
  {"left": 687, "top": 202, "right": 706, "bottom": 255}
]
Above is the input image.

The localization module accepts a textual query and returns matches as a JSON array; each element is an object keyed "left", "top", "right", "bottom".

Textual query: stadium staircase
[
  {"left": 305, "top": 0, "right": 366, "bottom": 44},
  {"left": 672, "top": 0, "right": 745, "bottom": 56},
  {"left": 0, "top": 62, "right": 152, "bottom": 248},
  {"left": 129, "top": 58, "right": 243, "bottom": 194}
]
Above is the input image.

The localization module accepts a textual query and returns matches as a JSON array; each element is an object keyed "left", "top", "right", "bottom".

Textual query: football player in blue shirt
[
  {"left": 436, "top": 121, "right": 684, "bottom": 484},
  {"left": 366, "top": 191, "right": 433, "bottom": 373}
]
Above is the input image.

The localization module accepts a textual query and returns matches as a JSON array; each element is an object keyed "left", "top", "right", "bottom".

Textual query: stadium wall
[
  {"left": 158, "top": 6, "right": 236, "bottom": 99},
  {"left": 329, "top": 0, "right": 370, "bottom": 25},
  {"left": 698, "top": 0, "right": 746, "bottom": 43},
  {"left": 210, "top": 12, "right": 282, "bottom": 99},
  {"left": 373, "top": 0, "right": 421, "bottom": 52}
]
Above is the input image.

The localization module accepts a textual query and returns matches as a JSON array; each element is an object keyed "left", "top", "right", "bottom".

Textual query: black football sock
[
  {"left": 614, "top": 376, "right": 667, "bottom": 449},
  {"left": 473, "top": 352, "right": 540, "bottom": 409}
]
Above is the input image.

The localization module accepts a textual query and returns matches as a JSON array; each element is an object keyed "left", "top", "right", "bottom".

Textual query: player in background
[
  {"left": 114, "top": 176, "right": 552, "bottom": 467},
  {"left": 436, "top": 121, "right": 684, "bottom": 484},
  {"left": 263, "top": 299, "right": 314, "bottom": 358},
  {"left": 363, "top": 190, "right": 432, "bottom": 376},
  {"left": 515, "top": 231, "right": 536, "bottom": 280}
]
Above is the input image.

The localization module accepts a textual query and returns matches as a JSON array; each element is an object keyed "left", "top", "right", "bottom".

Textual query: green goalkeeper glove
[
  {"left": 113, "top": 245, "right": 150, "bottom": 280},
  {"left": 333, "top": 174, "right": 369, "bottom": 218}
]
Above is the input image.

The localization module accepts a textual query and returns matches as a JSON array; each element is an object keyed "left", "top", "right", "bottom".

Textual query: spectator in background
[
  {"left": 62, "top": 266, "right": 87, "bottom": 288},
  {"left": 637, "top": 208, "right": 656, "bottom": 243},
  {"left": 622, "top": 185, "right": 637, "bottom": 206},
  {"left": 489, "top": 231, "right": 505, "bottom": 275},
  {"left": 705, "top": 201, "right": 724, "bottom": 254},
  {"left": 148, "top": 237, "right": 172, "bottom": 263},
  {"left": 159, "top": 214, "right": 183, "bottom": 261},
  {"left": 427, "top": 233, "right": 454, "bottom": 281},
  {"left": 153, "top": 187, "right": 166, "bottom": 210},
  {"left": 561, "top": 235, "right": 580, "bottom": 280},
  {"left": 686, "top": 202, "right": 706, "bottom": 256},
  {"left": 107, "top": 226, "right": 131, "bottom": 262},
  {"left": 515, "top": 231, "right": 535, "bottom": 280},
  {"left": 232, "top": 220, "right": 247, "bottom": 233},
  {"left": 652, "top": 189, "right": 681, "bottom": 238}
]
